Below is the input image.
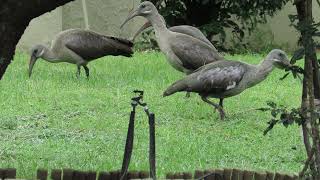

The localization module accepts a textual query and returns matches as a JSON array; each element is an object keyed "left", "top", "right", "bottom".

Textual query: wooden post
[
  {"left": 73, "top": 170, "right": 86, "bottom": 180},
  {"left": 223, "top": 168, "right": 233, "bottom": 180},
  {"left": 51, "top": 169, "right": 62, "bottom": 180},
  {"left": 242, "top": 170, "right": 254, "bottom": 180},
  {"left": 62, "top": 169, "right": 74, "bottom": 180},
  {"left": 37, "top": 169, "right": 48, "bottom": 180},
  {"left": 87, "top": 171, "right": 97, "bottom": 180},
  {"left": 97, "top": 171, "right": 111, "bottom": 180},
  {"left": 139, "top": 171, "right": 150, "bottom": 179},
  {"left": 254, "top": 172, "right": 267, "bottom": 180},
  {"left": 4, "top": 168, "right": 16, "bottom": 179},
  {"left": 265, "top": 171, "right": 275, "bottom": 180}
]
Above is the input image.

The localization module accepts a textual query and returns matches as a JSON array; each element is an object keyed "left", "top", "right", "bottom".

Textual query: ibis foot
[
  {"left": 185, "top": 92, "right": 191, "bottom": 98},
  {"left": 201, "top": 96, "right": 226, "bottom": 120},
  {"left": 83, "top": 65, "right": 90, "bottom": 78}
]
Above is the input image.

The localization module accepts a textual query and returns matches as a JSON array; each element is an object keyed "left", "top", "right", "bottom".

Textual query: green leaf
[
  {"left": 290, "top": 48, "right": 305, "bottom": 64},
  {"left": 280, "top": 72, "right": 290, "bottom": 80},
  {"left": 267, "top": 101, "right": 277, "bottom": 108}
]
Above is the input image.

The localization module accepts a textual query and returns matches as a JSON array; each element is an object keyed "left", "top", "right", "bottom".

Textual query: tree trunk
[
  {"left": 295, "top": 0, "right": 320, "bottom": 178},
  {"left": 0, "top": 0, "right": 75, "bottom": 80}
]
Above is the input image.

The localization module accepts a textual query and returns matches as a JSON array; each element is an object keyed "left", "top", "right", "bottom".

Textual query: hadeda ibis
[
  {"left": 29, "top": 28, "right": 134, "bottom": 78},
  {"left": 163, "top": 49, "right": 291, "bottom": 120},
  {"left": 120, "top": 1, "right": 224, "bottom": 75}
]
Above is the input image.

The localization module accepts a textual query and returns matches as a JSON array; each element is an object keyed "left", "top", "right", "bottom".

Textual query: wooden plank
[
  {"left": 231, "top": 169, "right": 241, "bottom": 180},
  {"left": 194, "top": 170, "right": 204, "bottom": 179},
  {"left": 242, "top": 170, "right": 254, "bottom": 180},
  {"left": 166, "top": 172, "right": 175, "bottom": 179},
  {"left": 97, "top": 171, "right": 111, "bottom": 180},
  {"left": 73, "top": 170, "right": 86, "bottom": 180},
  {"left": 5, "top": 168, "right": 16, "bottom": 179},
  {"left": 51, "top": 169, "right": 62, "bottom": 180},
  {"left": 283, "top": 174, "right": 297, "bottom": 180},
  {"left": 203, "top": 169, "right": 215, "bottom": 180},
  {"left": 173, "top": 172, "right": 184, "bottom": 179},
  {"left": 110, "top": 170, "right": 121, "bottom": 180},
  {"left": 87, "top": 171, "right": 97, "bottom": 180},
  {"left": 37, "top": 169, "right": 48, "bottom": 180},
  {"left": 0, "top": 169, "right": 5, "bottom": 179},
  {"left": 223, "top": 169, "right": 233, "bottom": 180},
  {"left": 214, "top": 169, "right": 224, "bottom": 180},
  {"left": 128, "top": 171, "right": 140, "bottom": 179},
  {"left": 266, "top": 171, "right": 275, "bottom": 180},
  {"left": 62, "top": 169, "right": 74, "bottom": 180},
  {"left": 139, "top": 171, "right": 149, "bottom": 179},
  {"left": 274, "top": 172, "right": 284, "bottom": 180},
  {"left": 183, "top": 172, "right": 193, "bottom": 179},
  {"left": 254, "top": 172, "right": 267, "bottom": 180}
]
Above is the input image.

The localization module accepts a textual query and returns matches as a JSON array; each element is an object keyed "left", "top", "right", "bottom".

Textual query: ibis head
[
  {"left": 120, "top": 1, "right": 157, "bottom": 29},
  {"left": 266, "top": 49, "right": 291, "bottom": 69},
  {"left": 29, "top": 44, "right": 46, "bottom": 77}
]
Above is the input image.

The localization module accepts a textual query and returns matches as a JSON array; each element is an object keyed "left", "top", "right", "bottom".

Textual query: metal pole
[
  {"left": 81, "top": 0, "right": 90, "bottom": 29},
  {"left": 120, "top": 103, "right": 137, "bottom": 180},
  {"left": 149, "top": 113, "right": 156, "bottom": 180}
]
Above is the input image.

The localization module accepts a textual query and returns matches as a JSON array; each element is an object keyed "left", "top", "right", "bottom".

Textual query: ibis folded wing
[
  {"left": 65, "top": 31, "right": 133, "bottom": 61},
  {"left": 170, "top": 34, "right": 223, "bottom": 71}
]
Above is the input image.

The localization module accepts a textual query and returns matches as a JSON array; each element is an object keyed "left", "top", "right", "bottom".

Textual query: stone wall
[
  {"left": 16, "top": 0, "right": 320, "bottom": 52},
  {"left": 17, "top": 0, "right": 144, "bottom": 52}
]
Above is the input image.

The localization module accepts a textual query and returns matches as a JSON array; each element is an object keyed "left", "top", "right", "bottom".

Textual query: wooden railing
[{"left": 0, "top": 168, "right": 299, "bottom": 180}]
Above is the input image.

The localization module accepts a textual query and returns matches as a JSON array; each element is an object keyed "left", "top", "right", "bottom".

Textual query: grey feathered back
[{"left": 63, "top": 29, "right": 134, "bottom": 60}]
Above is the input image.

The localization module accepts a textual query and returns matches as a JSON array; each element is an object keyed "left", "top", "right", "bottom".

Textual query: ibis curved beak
[
  {"left": 120, "top": 9, "right": 139, "bottom": 29},
  {"left": 275, "top": 57, "right": 292, "bottom": 69},
  {"left": 28, "top": 55, "right": 37, "bottom": 77},
  {"left": 132, "top": 21, "right": 152, "bottom": 41}
]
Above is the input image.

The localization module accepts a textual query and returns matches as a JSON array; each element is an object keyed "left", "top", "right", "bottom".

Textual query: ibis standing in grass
[
  {"left": 120, "top": 1, "right": 224, "bottom": 75},
  {"left": 120, "top": 1, "right": 225, "bottom": 99},
  {"left": 163, "top": 49, "right": 292, "bottom": 120},
  {"left": 28, "top": 29, "right": 134, "bottom": 78}
]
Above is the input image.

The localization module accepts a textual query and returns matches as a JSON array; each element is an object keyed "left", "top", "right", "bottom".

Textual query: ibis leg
[
  {"left": 76, "top": 65, "right": 81, "bottom": 78},
  {"left": 83, "top": 65, "right": 90, "bottom": 78},
  {"left": 219, "top": 98, "right": 224, "bottom": 108},
  {"left": 201, "top": 96, "right": 225, "bottom": 120},
  {"left": 185, "top": 92, "right": 191, "bottom": 98}
]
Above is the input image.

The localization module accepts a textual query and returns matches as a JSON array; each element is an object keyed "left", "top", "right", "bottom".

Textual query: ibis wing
[
  {"left": 65, "top": 31, "right": 133, "bottom": 61},
  {"left": 170, "top": 34, "right": 222, "bottom": 71},
  {"left": 169, "top": 25, "right": 217, "bottom": 51},
  {"left": 190, "top": 61, "right": 246, "bottom": 93}
]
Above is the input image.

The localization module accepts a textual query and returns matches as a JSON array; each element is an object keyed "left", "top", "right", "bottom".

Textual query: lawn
[{"left": 0, "top": 51, "right": 305, "bottom": 179}]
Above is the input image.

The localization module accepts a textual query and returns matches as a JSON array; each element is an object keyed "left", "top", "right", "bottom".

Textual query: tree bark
[
  {"left": 0, "top": 0, "right": 75, "bottom": 80},
  {"left": 295, "top": 0, "right": 320, "bottom": 178}
]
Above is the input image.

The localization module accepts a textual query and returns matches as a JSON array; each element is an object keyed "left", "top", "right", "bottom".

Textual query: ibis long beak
[
  {"left": 120, "top": 9, "right": 139, "bottom": 29},
  {"left": 28, "top": 55, "right": 37, "bottom": 77},
  {"left": 276, "top": 57, "right": 292, "bottom": 69},
  {"left": 132, "top": 21, "right": 152, "bottom": 41}
]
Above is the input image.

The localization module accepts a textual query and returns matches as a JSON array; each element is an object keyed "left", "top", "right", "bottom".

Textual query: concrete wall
[
  {"left": 17, "top": 7, "right": 62, "bottom": 51},
  {"left": 17, "top": 0, "right": 144, "bottom": 52},
  {"left": 241, "top": 0, "right": 320, "bottom": 51},
  {"left": 17, "top": 0, "right": 320, "bottom": 52}
]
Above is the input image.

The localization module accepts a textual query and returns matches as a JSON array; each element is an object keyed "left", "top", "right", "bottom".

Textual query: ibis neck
[
  {"left": 247, "top": 59, "right": 275, "bottom": 88},
  {"left": 257, "top": 58, "right": 275, "bottom": 75},
  {"left": 41, "top": 47, "right": 58, "bottom": 63},
  {"left": 147, "top": 13, "right": 169, "bottom": 39}
]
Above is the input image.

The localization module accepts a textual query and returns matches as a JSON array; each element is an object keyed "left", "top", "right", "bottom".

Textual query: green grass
[{"left": 0, "top": 51, "right": 306, "bottom": 179}]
